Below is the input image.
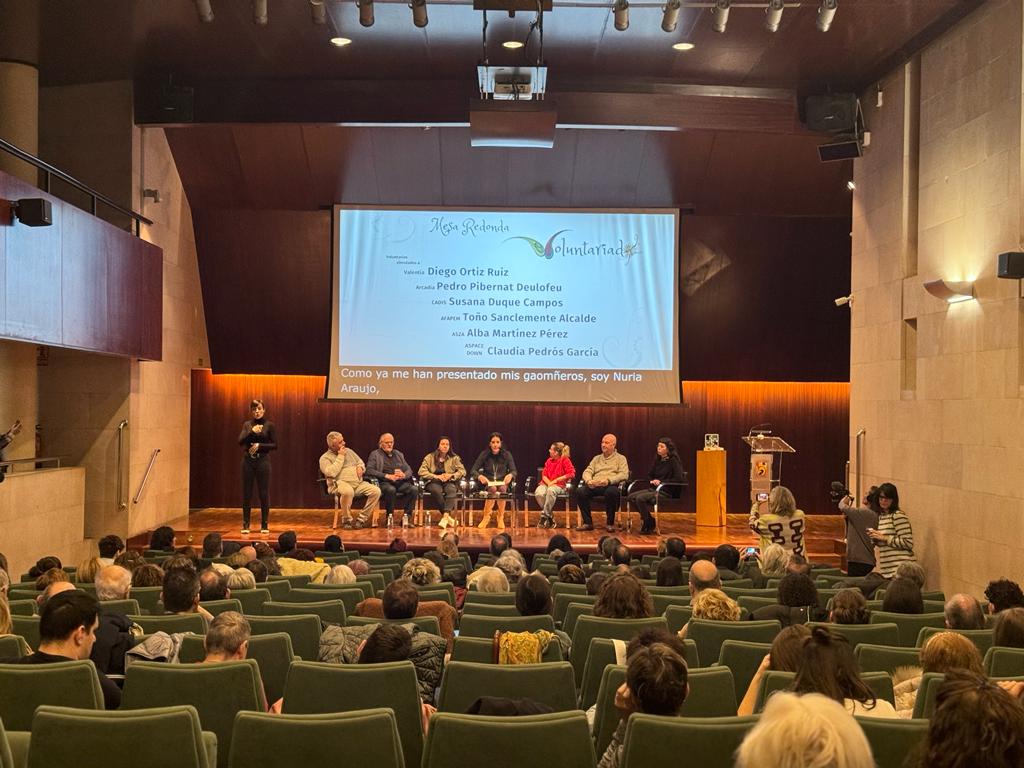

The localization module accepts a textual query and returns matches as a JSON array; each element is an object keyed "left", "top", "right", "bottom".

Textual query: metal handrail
[
  {"left": 133, "top": 448, "right": 161, "bottom": 504},
  {"left": 0, "top": 137, "right": 153, "bottom": 236},
  {"left": 116, "top": 419, "right": 128, "bottom": 512},
  {"left": 854, "top": 428, "right": 866, "bottom": 503},
  {"left": 0, "top": 456, "right": 63, "bottom": 470}
]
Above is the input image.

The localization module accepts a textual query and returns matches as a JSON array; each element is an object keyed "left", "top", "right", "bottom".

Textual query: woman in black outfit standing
[
  {"left": 239, "top": 399, "right": 277, "bottom": 535},
  {"left": 626, "top": 437, "right": 685, "bottom": 535}
]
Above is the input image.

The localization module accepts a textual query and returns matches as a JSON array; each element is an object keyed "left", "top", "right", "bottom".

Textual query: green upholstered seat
[
  {"left": 554, "top": 595, "right": 597, "bottom": 629},
  {"left": 345, "top": 615, "right": 442, "bottom": 635},
  {"left": 807, "top": 621, "right": 900, "bottom": 649},
  {"left": 0, "top": 635, "right": 30, "bottom": 658},
  {"left": 6, "top": 600, "right": 36, "bottom": 617},
  {"left": 459, "top": 603, "right": 521, "bottom": 617},
  {"left": 984, "top": 646, "right": 1024, "bottom": 677},
  {"left": 463, "top": 591, "right": 517, "bottom": 606},
  {"left": 262, "top": 599, "right": 346, "bottom": 626},
  {"left": 260, "top": 580, "right": 291, "bottom": 600},
  {"left": 199, "top": 599, "right": 243, "bottom": 618},
  {"left": 869, "top": 612, "right": 946, "bottom": 647},
  {"left": 246, "top": 615, "right": 321, "bottom": 661},
  {"left": 437, "top": 660, "right": 577, "bottom": 713},
  {"left": 0, "top": 660, "right": 104, "bottom": 730},
  {"left": 685, "top": 619, "right": 781, "bottom": 672},
  {"left": 854, "top": 643, "right": 921, "bottom": 674},
  {"left": 267, "top": 575, "right": 312, "bottom": 588},
  {"left": 10, "top": 616, "right": 40, "bottom": 650},
  {"left": 716, "top": 640, "right": 772, "bottom": 701},
  {"left": 129, "top": 586, "right": 164, "bottom": 614},
  {"left": 279, "top": 587, "right": 364, "bottom": 616},
  {"left": 570, "top": 616, "right": 668, "bottom": 686},
  {"left": 459, "top": 614, "right": 555, "bottom": 638},
  {"left": 128, "top": 613, "right": 207, "bottom": 634},
  {"left": 579, "top": 638, "right": 698, "bottom": 709},
  {"left": 620, "top": 714, "right": 759, "bottom": 768},
  {"left": 855, "top": 715, "right": 929, "bottom": 768},
  {"left": 98, "top": 599, "right": 140, "bottom": 615},
  {"left": 450, "top": 635, "right": 562, "bottom": 664},
  {"left": 176, "top": 631, "right": 298, "bottom": 705},
  {"left": 917, "top": 626, "right": 994, "bottom": 655},
  {"left": 228, "top": 588, "right": 273, "bottom": 615}
]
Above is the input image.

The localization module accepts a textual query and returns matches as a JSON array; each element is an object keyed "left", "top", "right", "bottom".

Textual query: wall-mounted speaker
[
  {"left": 817, "top": 138, "right": 862, "bottom": 162},
  {"left": 805, "top": 93, "right": 859, "bottom": 134},
  {"left": 13, "top": 198, "right": 53, "bottom": 227},
  {"left": 998, "top": 251, "right": 1024, "bottom": 279}
]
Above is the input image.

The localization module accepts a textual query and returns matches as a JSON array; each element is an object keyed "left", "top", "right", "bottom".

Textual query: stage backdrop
[{"left": 190, "top": 372, "right": 849, "bottom": 515}]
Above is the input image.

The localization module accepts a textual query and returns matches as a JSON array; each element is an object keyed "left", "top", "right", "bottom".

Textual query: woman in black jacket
[
  {"left": 238, "top": 399, "right": 277, "bottom": 535},
  {"left": 626, "top": 437, "right": 685, "bottom": 535},
  {"left": 471, "top": 432, "right": 516, "bottom": 530}
]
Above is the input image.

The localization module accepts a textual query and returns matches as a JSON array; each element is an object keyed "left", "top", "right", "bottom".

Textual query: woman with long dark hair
[
  {"left": 626, "top": 438, "right": 685, "bottom": 535},
  {"left": 418, "top": 436, "right": 466, "bottom": 530},
  {"left": 238, "top": 399, "right": 277, "bottom": 535},
  {"left": 866, "top": 482, "right": 915, "bottom": 578},
  {"left": 470, "top": 432, "right": 517, "bottom": 530}
]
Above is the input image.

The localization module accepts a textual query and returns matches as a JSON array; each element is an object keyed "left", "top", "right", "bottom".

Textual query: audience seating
[
  {"left": 345, "top": 615, "right": 442, "bottom": 636},
  {"left": 267, "top": 575, "right": 311, "bottom": 589},
  {"left": 592, "top": 665, "right": 628, "bottom": 756},
  {"left": 459, "top": 614, "right": 555, "bottom": 638},
  {"left": 720, "top": 587, "right": 776, "bottom": 600},
  {"left": 10, "top": 616, "right": 40, "bottom": 650},
  {"left": 28, "top": 704, "right": 217, "bottom": 768},
  {"left": 7, "top": 590, "right": 37, "bottom": 603},
  {"left": 437, "top": 660, "right": 578, "bottom": 713},
  {"left": 280, "top": 587, "right": 364, "bottom": 616},
  {"left": 423, "top": 711, "right": 595, "bottom": 768},
  {"left": 562, "top": 602, "right": 596, "bottom": 637},
  {"left": 282, "top": 659, "right": 423, "bottom": 767},
  {"left": 685, "top": 619, "right": 782, "bottom": 672},
  {"left": 260, "top": 580, "right": 291, "bottom": 601},
  {"left": 463, "top": 591, "right": 517, "bottom": 606},
  {"left": 451, "top": 635, "right": 562, "bottom": 664},
  {"left": 356, "top": 573, "right": 386, "bottom": 593},
  {"left": 854, "top": 643, "right": 921, "bottom": 674},
  {"left": 855, "top": 715, "right": 929, "bottom": 768},
  {"left": 200, "top": 599, "right": 244, "bottom": 618},
  {"left": 0, "top": 660, "right": 104, "bottom": 730},
  {"left": 129, "top": 614, "right": 207, "bottom": 635},
  {"left": 246, "top": 615, "right": 321, "bottom": 661},
  {"left": 228, "top": 709, "right": 404, "bottom": 768},
  {"left": 716, "top": 640, "right": 772, "bottom": 700},
  {"left": 177, "top": 632, "right": 298, "bottom": 705},
  {"left": 869, "top": 612, "right": 946, "bottom": 647},
  {"left": 651, "top": 594, "right": 692, "bottom": 615},
  {"left": 98, "top": 599, "right": 140, "bottom": 615},
  {"left": 984, "top": 646, "right": 1024, "bottom": 677},
  {"left": 0, "top": 636, "right": 30, "bottom": 658},
  {"left": 0, "top": 705, "right": 29, "bottom": 768},
  {"left": 645, "top": 585, "right": 690, "bottom": 596},
  {"left": 756, "top": 670, "right": 895, "bottom": 713},
  {"left": 305, "top": 581, "right": 374, "bottom": 601},
  {"left": 807, "top": 621, "right": 900, "bottom": 650},
  {"left": 227, "top": 588, "right": 272, "bottom": 615},
  {"left": 663, "top": 605, "right": 692, "bottom": 634},
  {"left": 736, "top": 596, "right": 776, "bottom": 614},
  {"left": 416, "top": 582, "right": 456, "bottom": 602},
  {"left": 917, "top": 626, "right": 994, "bottom": 655},
  {"left": 620, "top": 714, "right": 759, "bottom": 768},
  {"left": 459, "top": 603, "right": 520, "bottom": 617},
  {"left": 570, "top": 616, "right": 668, "bottom": 686},
  {"left": 413, "top": 589, "right": 456, "bottom": 607},
  {"left": 365, "top": 553, "right": 413, "bottom": 565},
  {"left": 122, "top": 659, "right": 265, "bottom": 768},
  {"left": 912, "top": 672, "right": 1024, "bottom": 718},
  {"left": 580, "top": 638, "right": 699, "bottom": 709},
  {"left": 6, "top": 600, "right": 35, "bottom": 617},
  {"left": 262, "top": 599, "right": 346, "bottom": 626},
  {"left": 680, "top": 666, "right": 739, "bottom": 717},
  {"left": 128, "top": 586, "right": 164, "bottom": 614},
  {"left": 553, "top": 594, "right": 597, "bottom": 627},
  {"left": 551, "top": 582, "right": 588, "bottom": 598}
]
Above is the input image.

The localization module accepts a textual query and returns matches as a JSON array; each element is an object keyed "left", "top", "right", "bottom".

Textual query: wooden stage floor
[{"left": 142, "top": 508, "right": 846, "bottom": 565}]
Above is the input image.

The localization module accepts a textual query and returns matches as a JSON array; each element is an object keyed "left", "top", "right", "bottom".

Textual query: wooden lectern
[{"left": 696, "top": 449, "right": 727, "bottom": 527}]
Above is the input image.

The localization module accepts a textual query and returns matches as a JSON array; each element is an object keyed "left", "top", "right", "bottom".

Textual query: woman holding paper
[{"left": 471, "top": 432, "right": 517, "bottom": 530}]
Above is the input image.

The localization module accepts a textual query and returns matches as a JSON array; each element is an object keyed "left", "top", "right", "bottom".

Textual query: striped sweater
[{"left": 876, "top": 510, "right": 915, "bottom": 577}]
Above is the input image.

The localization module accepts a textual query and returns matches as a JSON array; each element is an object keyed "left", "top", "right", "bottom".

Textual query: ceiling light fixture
[
  {"left": 846, "top": 180, "right": 855, "bottom": 191},
  {"left": 411, "top": 0, "right": 428, "bottom": 28},
  {"left": 310, "top": 0, "right": 327, "bottom": 24},
  {"left": 764, "top": 0, "right": 784, "bottom": 32},
  {"left": 712, "top": 0, "right": 729, "bottom": 33},
  {"left": 253, "top": 0, "right": 268, "bottom": 25},
  {"left": 330, "top": 36, "right": 352, "bottom": 46},
  {"left": 816, "top": 0, "right": 838, "bottom": 32},
  {"left": 661, "top": 0, "right": 681, "bottom": 32},
  {"left": 358, "top": 0, "right": 374, "bottom": 26},
  {"left": 613, "top": 0, "right": 630, "bottom": 31},
  {"left": 923, "top": 279, "right": 975, "bottom": 303},
  {"left": 195, "top": 0, "right": 214, "bottom": 22},
  {"left": 672, "top": 42, "right": 695, "bottom": 51}
]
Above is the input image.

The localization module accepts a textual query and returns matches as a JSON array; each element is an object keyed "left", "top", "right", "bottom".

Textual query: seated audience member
[
  {"left": 198, "top": 568, "right": 230, "bottom": 602},
  {"left": 655, "top": 557, "right": 685, "bottom": 588},
  {"left": 713, "top": 544, "right": 742, "bottom": 580},
  {"left": 446, "top": 567, "right": 468, "bottom": 610},
  {"left": 688, "top": 559, "right": 722, "bottom": 597},
  {"left": 895, "top": 561, "right": 926, "bottom": 589},
  {"left": 494, "top": 551, "right": 525, "bottom": 585},
  {"left": 830, "top": 589, "right": 870, "bottom": 625},
  {"left": 422, "top": 550, "right": 445, "bottom": 572},
  {"left": 0, "top": 590, "right": 121, "bottom": 709},
  {"left": 162, "top": 554, "right": 198, "bottom": 575},
  {"left": 738, "top": 625, "right": 812, "bottom": 714},
  {"left": 277, "top": 531, "right": 298, "bottom": 557},
  {"left": 347, "top": 559, "right": 370, "bottom": 577},
  {"left": 38, "top": 580, "right": 76, "bottom": 607},
  {"left": 201, "top": 533, "right": 224, "bottom": 560},
  {"left": 227, "top": 568, "right": 257, "bottom": 591},
  {"left": 131, "top": 563, "right": 165, "bottom": 588},
  {"left": 355, "top": 578, "right": 456, "bottom": 651},
  {"left": 252, "top": 541, "right": 275, "bottom": 559},
  {"left": 882, "top": 577, "right": 924, "bottom": 614},
  {"left": 97, "top": 534, "right": 125, "bottom": 565},
  {"left": 324, "top": 564, "right": 356, "bottom": 585},
  {"left": 556, "top": 551, "right": 584, "bottom": 571},
  {"left": 735, "top": 692, "right": 874, "bottom": 768},
  {"left": 558, "top": 564, "right": 586, "bottom": 585},
  {"left": 173, "top": 547, "right": 201, "bottom": 567},
  {"left": 225, "top": 551, "right": 250, "bottom": 568},
  {"left": 322, "top": 534, "right": 344, "bottom": 553},
  {"left": 597, "top": 641, "right": 689, "bottom": 768},
  {"left": 201, "top": 610, "right": 279, "bottom": 712},
  {"left": 0, "top": 596, "right": 11, "bottom": 635},
  {"left": 750, "top": 573, "right": 825, "bottom": 627},
  {"left": 95, "top": 565, "right": 131, "bottom": 602},
  {"left": 586, "top": 572, "right": 608, "bottom": 596},
  {"left": 35, "top": 570, "right": 72, "bottom": 606},
  {"left": 149, "top": 526, "right": 176, "bottom": 552},
  {"left": 386, "top": 538, "right": 408, "bottom": 555},
  {"left": 679, "top": 588, "right": 741, "bottom": 639},
  {"left": 162, "top": 569, "right": 213, "bottom": 623},
  {"left": 944, "top": 593, "right": 985, "bottom": 630},
  {"left": 546, "top": 534, "right": 572, "bottom": 555},
  {"left": 92, "top": 566, "right": 136, "bottom": 677},
  {"left": 76, "top": 557, "right": 104, "bottom": 584},
  {"left": 893, "top": 631, "right": 983, "bottom": 718},
  {"left": 629, "top": 565, "right": 651, "bottom": 581},
  {"left": 357, "top": 624, "right": 438, "bottom": 731},
  {"left": 438, "top": 535, "right": 460, "bottom": 562},
  {"left": 994, "top": 607, "right": 1024, "bottom": 648},
  {"left": 516, "top": 574, "right": 571, "bottom": 654},
  {"left": 29, "top": 557, "right": 63, "bottom": 580},
  {"left": 489, "top": 534, "right": 511, "bottom": 558},
  {"left": 611, "top": 545, "right": 631, "bottom": 569},
  {"left": 917, "top": 669, "right": 1024, "bottom": 768},
  {"left": 403, "top": 558, "right": 441, "bottom": 587},
  {"left": 0, "top": 552, "right": 7, "bottom": 576},
  {"left": 985, "top": 578, "right": 1024, "bottom": 614},
  {"left": 467, "top": 566, "right": 510, "bottom": 593},
  {"left": 114, "top": 549, "right": 145, "bottom": 573},
  {"left": 793, "top": 626, "right": 898, "bottom": 718},
  {"left": 785, "top": 554, "right": 812, "bottom": 577},
  {"left": 288, "top": 548, "right": 317, "bottom": 562},
  {"left": 742, "top": 543, "right": 788, "bottom": 589},
  {"left": 245, "top": 560, "right": 269, "bottom": 583},
  {"left": 594, "top": 573, "right": 653, "bottom": 620},
  {"left": 320, "top": 607, "right": 446, "bottom": 702},
  {"left": 664, "top": 536, "right": 687, "bottom": 562},
  {"left": 0, "top": 568, "right": 9, "bottom": 598}
]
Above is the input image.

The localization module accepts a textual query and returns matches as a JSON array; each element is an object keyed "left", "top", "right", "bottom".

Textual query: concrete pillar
[{"left": 0, "top": 1, "right": 39, "bottom": 184}]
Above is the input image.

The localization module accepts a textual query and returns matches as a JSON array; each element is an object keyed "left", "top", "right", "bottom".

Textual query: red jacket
[{"left": 541, "top": 456, "right": 576, "bottom": 487}]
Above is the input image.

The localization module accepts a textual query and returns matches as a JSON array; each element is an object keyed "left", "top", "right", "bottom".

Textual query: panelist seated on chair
[
  {"left": 418, "top": 437, "right": 466, "bottom": 530},
  {"left": 319, "top": 431, "right": 382, "bottom": 529},
  {"left": 534, "top": 441, "right": 576, "bottom": 530},
  {"left": 365, "top": 433, "right": 419, "bottom": 527},
  {"left": 576, "top": 434, "right": 630, "bottom": 532},
  {"left": 470, "top": 432, "right": 517, "bottom": 530},
  {"left": 626, "top": 437, "right": 685, "bottom": 535}
]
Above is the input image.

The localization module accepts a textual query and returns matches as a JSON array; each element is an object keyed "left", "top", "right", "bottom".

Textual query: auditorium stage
[{"left": 135, "top": 509, "right": 846, "bottom": 565}]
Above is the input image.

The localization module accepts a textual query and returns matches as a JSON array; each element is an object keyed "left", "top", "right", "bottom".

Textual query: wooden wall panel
[
  {"left": 61, "top": 205, "right": 109, "bottom": 350},
  {"left": 190, "top": 371, "right": 849, "bottom": 517}
]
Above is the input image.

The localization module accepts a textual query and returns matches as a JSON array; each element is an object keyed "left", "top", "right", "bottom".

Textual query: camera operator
[{"left": 833, "top": 482, "right": 880, "bottom": 578}]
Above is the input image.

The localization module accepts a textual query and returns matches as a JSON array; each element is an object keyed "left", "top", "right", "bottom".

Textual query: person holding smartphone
[
  {"left": 749, "top": 485, "right": 806, "bottom": 557},
  {"left": 838, "top": 487, "right": 881, "bottom": 577},
  {"left": 864, "top": 483, "right": 914, "bottom": 578}
]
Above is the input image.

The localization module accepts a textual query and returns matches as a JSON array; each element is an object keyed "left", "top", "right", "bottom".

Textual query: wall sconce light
[{"left": 923, "top": 279, "right": 975, "bottom": 303}]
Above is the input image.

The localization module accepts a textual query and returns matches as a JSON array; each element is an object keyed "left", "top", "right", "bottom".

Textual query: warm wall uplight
[
  {"left": 502, "top": 40, "right": 524, "bottom": 49},
  {"left": 923, "top": 279, "right": 975, "bottom": 303},
  {"left": 330, "top": 36, "right": 352, "bottom": 46},
  {"left": 672, "top": 42, "right": 695, "bottom": 51}
]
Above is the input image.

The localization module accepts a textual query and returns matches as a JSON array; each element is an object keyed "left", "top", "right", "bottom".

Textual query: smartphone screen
[{"left": 756, "top": 492, "right": 769, "bottom": 502}]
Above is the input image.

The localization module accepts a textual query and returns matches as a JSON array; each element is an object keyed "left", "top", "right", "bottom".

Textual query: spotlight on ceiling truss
[
  {"left": 712, "top": 0, "right": 730, "bottom": 32},
  {"left": 816, "top": 0, "right": 837, "bottom": 32},
  {"left": 614, "top": 0, "right": 629, "bottom": 31},
  {"left": 411, "top": 0, "right": 428, "bottom": 27},
  {"left": 195, "top": 0, "right": 214, "bottom": 22},
  {"left": 764, "top": 0, "right": 784, "bottom": 31},
  {"left": 359, "top": 0, "right": 375, "bottom": 26},
  {"left": 661, "top": 0, "right": 681, "bottom": 32},
  {"left": 253, "top": 0, "right": 268, "bottom": 25},
  {"left": 310, "top": 0, "right": 327, "bottom": 24}
]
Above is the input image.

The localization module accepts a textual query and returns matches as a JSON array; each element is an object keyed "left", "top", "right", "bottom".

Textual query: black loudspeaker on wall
[
  {"left": 805, "top": 93, "right": 859, "bottom": 134},
  {"left": 998, "top": 251, "right": 1024, "bottom": 279}
]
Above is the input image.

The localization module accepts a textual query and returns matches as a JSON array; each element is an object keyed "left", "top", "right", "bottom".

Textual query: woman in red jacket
[{"left": 534, "top": 441, "right": 575, "bottom": 529}]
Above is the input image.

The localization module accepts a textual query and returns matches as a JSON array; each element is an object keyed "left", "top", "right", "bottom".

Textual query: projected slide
[{"left": 327, "top": 206, "right": 679, "bottom": 403}]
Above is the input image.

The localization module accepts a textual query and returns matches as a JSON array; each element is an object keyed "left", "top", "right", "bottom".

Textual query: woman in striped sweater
[{"left": 866, "top": 482, "right": 915, "bottom": 578}]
